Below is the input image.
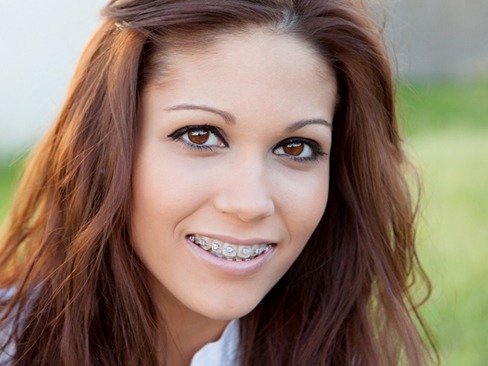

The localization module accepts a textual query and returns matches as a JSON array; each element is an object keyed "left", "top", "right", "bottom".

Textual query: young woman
[{"left": 0, "top": 0, "right": 435, "bottom": 365}]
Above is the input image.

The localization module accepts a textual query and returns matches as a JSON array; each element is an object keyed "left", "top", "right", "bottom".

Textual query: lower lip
[{"left": 186, "top": 237, "right": 275, "bottom": 276}]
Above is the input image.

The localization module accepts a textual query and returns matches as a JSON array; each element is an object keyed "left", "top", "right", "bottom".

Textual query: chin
[{"left": 186, "top": 289, "right": 267, "bottom": 321}]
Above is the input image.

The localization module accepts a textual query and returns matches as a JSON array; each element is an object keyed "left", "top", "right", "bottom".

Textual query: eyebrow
[
  {"left": 165, "top": 103, "right": 331, "bottom": 131},
  {"left": 165, "top": 104, "right": 236, "bottom": 124},
  {"left": 286, "top": 119, "right": 332, "bottom": 132}
]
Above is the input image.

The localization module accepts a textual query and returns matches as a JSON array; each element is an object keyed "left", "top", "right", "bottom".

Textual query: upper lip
[{"left": 189, "top": 233, "right": 277, "bottom": 246}]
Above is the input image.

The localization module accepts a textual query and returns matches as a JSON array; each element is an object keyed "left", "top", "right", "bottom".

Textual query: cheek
[
  {"left": 277, "top": 165, "right": 330, "bottom": 240},
  {"left": 132, "top": 150, "right": 210, "bottom": 214},
  {"left": 131, "top": 151, "right": 184, "bottom": 246}
]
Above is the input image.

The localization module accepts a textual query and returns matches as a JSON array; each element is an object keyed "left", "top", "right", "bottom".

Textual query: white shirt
[{"left": 190, "top": 319, "right": 240, "bottom": 366}]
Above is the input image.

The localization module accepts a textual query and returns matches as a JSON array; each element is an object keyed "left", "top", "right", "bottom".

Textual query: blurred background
[{"left": 1, "top": 0, "right": 487, "bottom": 364}]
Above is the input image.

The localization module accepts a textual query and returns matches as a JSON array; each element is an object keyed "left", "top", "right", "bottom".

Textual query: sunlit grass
[
  {"left": 0, "top": 157, "right": 23, "bottom": 220},
  {"left": 409, "top": 131, "right": 488, "bottom": 366},
  {"left": 398, "top": 78, "right": 488, "bottom": 365},
  {"left": 398, "top": 78, "right": 488, "bottom": 137}
]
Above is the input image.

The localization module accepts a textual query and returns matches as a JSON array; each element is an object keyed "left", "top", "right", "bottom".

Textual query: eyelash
[
  {"left": 273, "top": 138, "right": 326, "bottom": 162},
  {"left": 168, "top": 125, "right": 228, "bottom": 151},
  {"left": 167, "top": 125, "right": 326, "bottom": 161}
]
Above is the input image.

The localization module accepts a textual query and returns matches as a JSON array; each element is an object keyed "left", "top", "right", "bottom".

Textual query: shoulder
[{"left": 0, "top": 288, "right": 16, "bottom": 365}]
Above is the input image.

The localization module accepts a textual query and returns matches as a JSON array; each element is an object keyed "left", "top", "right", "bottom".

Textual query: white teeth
[
  {"left": 237, "top": 246, "right": 252, "bottom": 259},
  {"left": 191, "top": 234, "right": 270, "bottom": 261},
  {"left": 196, "top": 237, "right": 212, "bottom": 250},
  {"left": 211, "top": 240, "right": 223, "bottom": 254},
  {"left": 222, "top": 243, "right": 237, "bottom": 258}
]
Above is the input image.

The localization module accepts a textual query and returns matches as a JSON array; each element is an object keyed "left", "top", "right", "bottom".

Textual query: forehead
[
  {"left": 145, "top": 27, "right": 333, "bottom": 89},
  {"left": 139, "top": 27, "right": 337, "bottom": 135}
]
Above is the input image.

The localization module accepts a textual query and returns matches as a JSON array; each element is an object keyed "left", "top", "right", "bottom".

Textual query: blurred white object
[{"left": 0, "top": 0, "right": 105, "bottom": 156}]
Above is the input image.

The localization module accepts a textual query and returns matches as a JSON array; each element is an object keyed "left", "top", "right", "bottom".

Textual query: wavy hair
[{"left": 0, "top": 0, "right": 435, "bottom": 365}]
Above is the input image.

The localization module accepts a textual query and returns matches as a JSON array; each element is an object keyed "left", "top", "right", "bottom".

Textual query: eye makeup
[
  {"left": 167, "top": 124, "right": 326, "bottom": 162},
  {"left": 167, "top": 125, "right": 229, "bottom": 151},
  {"left": 273, "top": 137, "right": 326, "bottom": 162}
]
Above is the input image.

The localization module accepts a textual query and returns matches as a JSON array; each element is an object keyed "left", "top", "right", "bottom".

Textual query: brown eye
[
  {"left": 283, "top": 142, "right": 304, "bottom": 156},
  {"left": 273, "top": 138, "right": 324, "bottom": 161},
  {"left": 168, "top": 125, "right": 228, "bottom": 150},
  {"left": 188, "top": 129, "right": 209, "bottom": 145}
]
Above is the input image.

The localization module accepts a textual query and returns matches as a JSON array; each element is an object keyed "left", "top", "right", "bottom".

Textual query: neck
[
  {"left": 163, "top": 314, "right": 230, "bottom": 366},
  {"left": 152, "top": 286, "right": 231, "bottom": 366}
]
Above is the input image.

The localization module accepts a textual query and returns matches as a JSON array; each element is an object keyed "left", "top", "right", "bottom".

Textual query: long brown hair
[{"left": 1, "top": 0, "right": 435, "bottom": 365}]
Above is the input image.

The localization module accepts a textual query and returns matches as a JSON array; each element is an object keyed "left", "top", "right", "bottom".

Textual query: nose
[{"left": 213, "top": 159, "right": 275, "bottom": 223}]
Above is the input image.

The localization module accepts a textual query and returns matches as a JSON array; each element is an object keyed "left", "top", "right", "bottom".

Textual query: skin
[{"left": 132, "top": 28, "right": 337, "bottom": 365}]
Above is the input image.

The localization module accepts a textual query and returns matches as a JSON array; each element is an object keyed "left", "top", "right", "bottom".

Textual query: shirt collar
[{"left": 190, "top": 319, "right": 240, "bottom": 366}]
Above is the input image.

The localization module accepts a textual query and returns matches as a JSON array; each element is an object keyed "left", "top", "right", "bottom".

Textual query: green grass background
[
  {"left": 398, "top": 79, "right": 488, "bottom": 365},
  {"left": 1, "top": 79, "right": 487, "bottom": 365}
]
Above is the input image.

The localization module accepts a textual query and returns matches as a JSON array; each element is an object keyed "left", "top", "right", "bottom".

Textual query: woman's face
[{"left": 132, "top": 28, "right": 337, "bottom": 321}]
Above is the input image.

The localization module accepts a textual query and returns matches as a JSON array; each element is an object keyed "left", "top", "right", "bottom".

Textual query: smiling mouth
[{"left": 188, "top": 234, "right": 272, "bottom": 261}]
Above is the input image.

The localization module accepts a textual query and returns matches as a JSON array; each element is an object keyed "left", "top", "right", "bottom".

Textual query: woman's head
[
  {"left": 1, "top": 1, "right": 433, "bottom": 365},
  {"left": 132, "top": 27, "right": 336, "bottom": 321}
]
